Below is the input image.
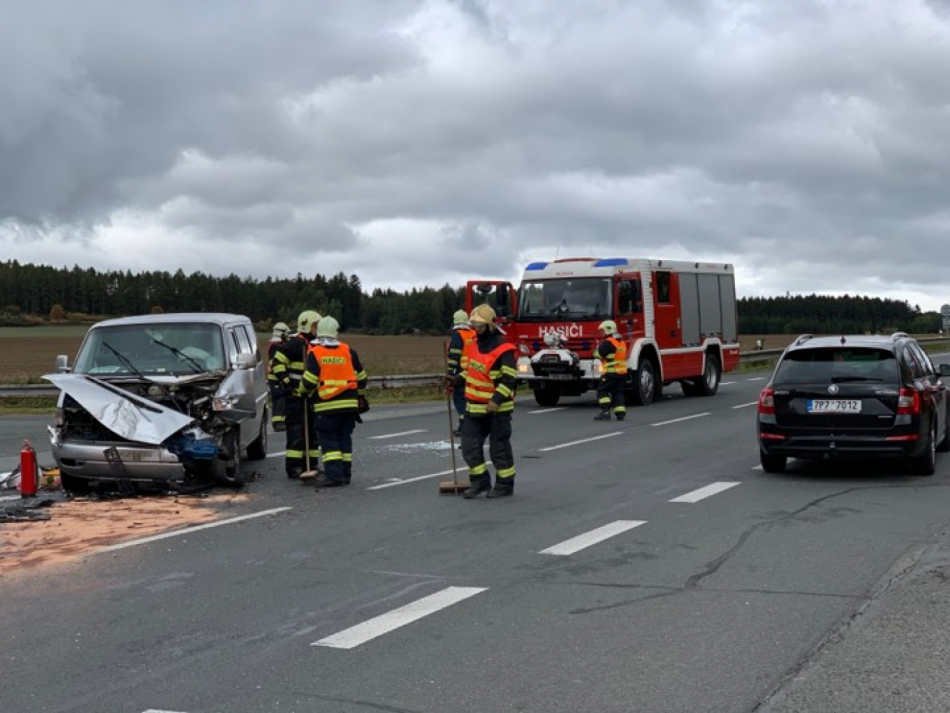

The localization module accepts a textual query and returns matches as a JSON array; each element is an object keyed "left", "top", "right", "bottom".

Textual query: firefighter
[
  {"left": 271, "top": 310, "right": 322, "bottom": 478},
  {"left": 594, "top": 319, "right": 627, "bottom": 421},
  {"left": 445, "top": 309, "right": 476, "bottom": 437},
  {"left": 298, "top": 316, "right": 368, "bottom": 488},
  {"left": 444, "top": 303, "right": 518, "bottom": 499},
  {"left": 267, "top": 321, "right": 291, "bottom": 432}
]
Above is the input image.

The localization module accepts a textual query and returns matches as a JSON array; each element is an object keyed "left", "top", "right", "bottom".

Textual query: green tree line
[{"left": 0, "top": 260, "right": 942, "bottom": 335}]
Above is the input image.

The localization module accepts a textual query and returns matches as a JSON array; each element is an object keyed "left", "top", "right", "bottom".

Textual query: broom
[
  {"left": 439, "top": 389, "right": 466, "bottom": 494},
  {"left": 300, "top": 399, "right": 321, "bottom": 480}
]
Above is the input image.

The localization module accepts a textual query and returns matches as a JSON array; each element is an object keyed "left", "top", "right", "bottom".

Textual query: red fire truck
[{"left": 465, "top": 257, "right": 740, "bottom": 407}]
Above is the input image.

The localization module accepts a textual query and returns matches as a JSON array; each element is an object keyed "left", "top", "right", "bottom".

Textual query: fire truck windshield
[{"left": 518, "top": 278, "right": 612, "bottom": 322}]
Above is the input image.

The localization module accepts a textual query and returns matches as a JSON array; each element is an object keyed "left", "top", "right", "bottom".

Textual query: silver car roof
[{"left": 87, "top": 313, "right": 252, "bottom": 329}]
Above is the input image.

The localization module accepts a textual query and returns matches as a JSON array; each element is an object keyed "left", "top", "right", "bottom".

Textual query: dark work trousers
[
  {"left": 452, "top": 385, "right": 467, "bottom": 427},
  {"left": 460, "top": 413, "right": 515, "bottom": 490},
  {"left": 314, "top": 412, "right": 357, "bottom": 484},
  {"left": 284, "top": 395, "right": 320, "bottom": 476},
  {"left": 269, "top": 383, "right": 287, "bottom": 430},
  {"left": 597, "top": 374, "right": 627, "bottom": 416}
]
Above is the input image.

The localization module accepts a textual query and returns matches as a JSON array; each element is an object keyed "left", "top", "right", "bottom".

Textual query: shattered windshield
[
  {"left": 518, "top": 278, "right": 612, "bottom": 322},
  {"left": 73, "top": 323, "right": 227, "bottom": 376}
]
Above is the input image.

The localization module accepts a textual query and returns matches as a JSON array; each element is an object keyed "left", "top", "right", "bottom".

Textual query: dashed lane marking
[
  {"left": 669, "top": 481, "right": 741, "bottom": 503},
  {"left": 143, "top": 709, "right": 189, "bottom": 712},
  {"left": 539, "top": 520, "right": 647, "bottom": 556},
  {"left": 366, "top": 462, "right": 493, "bottom": 490},
  {"left": 746, "top": 377, "right": 766, "bottom": 381},
  {"left": 651, "top": 413, "right": 711, "bottom": 427},
  {"left": 527, "top": 407, "right": 568, "bottom": 414},
  {"left": 312, "top": 586, "right": 488, "bottom": 649},
  {"left": 538, "top": 432, "right": 623, "bottom": 452},
  {"left": 368, "top": 429, "right": 428, "bottom": 440},
  {"left": 95, "top": 508, "right": 293, "bottom": 554},
  {"left": 720, "top": 381, "right": 736, "bottom": 386},
  {"left": 266, "top": 450, "right": 286, "bottom": 458},
  {"left": 732, "top": 401, "right": 758, "bottom": 409}
]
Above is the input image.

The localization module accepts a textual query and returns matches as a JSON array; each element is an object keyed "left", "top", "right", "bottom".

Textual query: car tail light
[
  {"left": 897, "top": 387, "right": 920, "bottom": 416},
  {"left": 758, "top": 387, "right": 775, "bottom": 415}
]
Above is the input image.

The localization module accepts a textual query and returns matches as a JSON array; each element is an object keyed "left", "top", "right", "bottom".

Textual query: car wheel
[
  {"left": 681, "top": 380, "right": 702, "bottom": 397},
  {"left": 760, "top": 450, "right": 787, "bottom": 473},
  {"left": 59, "top": 472, "right": 91, "bottom": 494},
  {"left": 627, "top": 359, "right": 660, "bottom": 406},
  {"left": 910, "top": 419, "right": 937, "bottom": 476},
  {"left": 534, "top": 384, "right": 561, "bottom": 407},
  {"left": 697, "top": 354, "right": 721, "bottom": 396},
  {"left": 246, "top": 407, "right": 268, "bottom": 461},
  {"left": 938, "top": 405, "right": 950, "bottom": 453},
  {"left": 219, "top": 428, "right": 249, "bottom": 486}
]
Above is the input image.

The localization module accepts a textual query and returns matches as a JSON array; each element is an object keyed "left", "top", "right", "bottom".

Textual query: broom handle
[{"left": 447, "top": 391, "right": 459, "bottom": 487}]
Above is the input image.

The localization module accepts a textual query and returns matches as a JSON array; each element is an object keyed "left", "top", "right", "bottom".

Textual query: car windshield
[
  {"left": 73, "top": 323, "right": 227, "bottom": 376},
  {"left": 774, "top": 347, "right": 899, "bottom": 384},
  {"left": 518, "top": 278, "right": 612, "bottom": 322}
]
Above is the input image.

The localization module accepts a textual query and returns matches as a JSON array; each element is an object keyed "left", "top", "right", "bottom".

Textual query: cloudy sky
[{"left": 2, "top": 0, "right": 949, "bottom": 311}]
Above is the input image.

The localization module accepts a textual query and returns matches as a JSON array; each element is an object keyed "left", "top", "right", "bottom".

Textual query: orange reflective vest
[
  {"left": 601, "top": 337, "right": 629, "bottom": 375},
  {"left": 463, "top": 341, "right": 517, "bottom": 415},
  {"left": 308, "top": 343, "right": 358, "bottom": 405}
]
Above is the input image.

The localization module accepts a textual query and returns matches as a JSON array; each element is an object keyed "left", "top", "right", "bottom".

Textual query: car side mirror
[
  {"left": 233, "top": 353, "right": 256, "bottom": 370},
  {"left": 55, "top": 354, "right": 70, "bottom": 373},
  {"left": 940, "top": 363, "right": 950, "bottom": 378}
]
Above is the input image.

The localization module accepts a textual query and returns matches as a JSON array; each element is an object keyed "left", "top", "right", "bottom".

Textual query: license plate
[
  {"left": 807, "top": 399, "right": 862, "bottom": 414},
  {"left": 545, "top": 373, "right": 573, "bottom": 380}
]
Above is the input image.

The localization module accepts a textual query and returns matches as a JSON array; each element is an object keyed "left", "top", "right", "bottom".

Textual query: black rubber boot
[
  {"left": 487, "top": 483, "right": 514, "bottom": 499},
  {"left": 463, "top": 480, "right": 491, "bottom": 499},
  {"left": 593, "top": 410, "right": 611, "bottom": 421},
  {"left": 615, "top": 412, "right": 625, "bottom": 421}
]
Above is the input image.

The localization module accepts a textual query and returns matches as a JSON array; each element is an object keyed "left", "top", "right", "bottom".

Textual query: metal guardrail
[{"left": 5, "top": 338, "right": 950, "bottom": 397}]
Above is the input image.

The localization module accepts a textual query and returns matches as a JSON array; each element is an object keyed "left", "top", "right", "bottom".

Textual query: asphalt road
[{"left": 4, "top": 368, "right": 950, "bottom": 713}]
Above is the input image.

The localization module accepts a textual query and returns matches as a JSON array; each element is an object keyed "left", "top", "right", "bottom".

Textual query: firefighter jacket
[
  {"left": 596, "top": 336, "right": 629, "bottom": 375},
  {"left": 446, "top": 326, "right": 477, "bottom": 377},
  {"left": 266, "top": 338, "right": 284, "bottom": 384},
  {"left": 299, "top": 340, "right": 368, "bottom": 414},
  {"left": 462, "top": 331, "right": 518, "bottom": 415},
  {"left": 270, "top": 333, "right": 310, "bottom": 392}
]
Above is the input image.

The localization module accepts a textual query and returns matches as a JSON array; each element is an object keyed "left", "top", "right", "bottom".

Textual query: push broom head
[{"left": 438, "top": 480, "right": 467, "bottom": 495}]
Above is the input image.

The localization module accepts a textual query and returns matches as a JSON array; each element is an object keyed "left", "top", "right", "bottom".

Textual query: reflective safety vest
[
  {"left": 463, "top": 341, "right": 517, "bottom": 415},
  {"left": 308, "top": 343, "right": 358, "bottom": 411},
  {"left": 601, "top": 337, "right": 629, "bottom": 375},
  {"left": 447, "top": 327, "right": 477, "bottom": 374}
]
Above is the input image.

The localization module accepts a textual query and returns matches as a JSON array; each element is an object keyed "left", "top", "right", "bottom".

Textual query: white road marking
[
  {"left": 720, "top": 381, "right": 736, "bottom": 386},
  {"left": 312, "top": 586, "right": 488, "bottom": 649},
  {"left": 540, "top": 520, "right": 647, "bottom": 556},
  {"left": 527, "top": 407, "right": 567, "bottom": 414},
  {"left": 732, "top": 401, "right": 758, "bottom": 409},
  {"left": 752, "top": 465, "right": 763, "bottom": 471},
  {"left": 538, "top": 432, "right": 623, "bottom": 452},
  {"left": 96, "top": 508, "right": 292, "bottom": 554},
  {"left": 651, "top": 413, "right": 711, "bottom": 427},
  {"left": 143, "top": 709, "right": 189, "bottom": 712},
  {"left": 746, "top": 377, "right": 766, "bottom": 381},
  {"left": 369, "top": 429, "right": 428, "bottom": 440},
  {"left": 266, "top": 450, "right": 286, "bottom": 458},
  {"left": 366, "top": 462, "right": 493, "bottom": 490},
  {"left": 669, "top": 481, "right": 741, "bottom": 503}
]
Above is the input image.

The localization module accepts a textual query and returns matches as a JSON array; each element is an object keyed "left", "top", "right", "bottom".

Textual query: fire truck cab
[{"left": 466, "top": 257, "right": 740, "bottom": 407}]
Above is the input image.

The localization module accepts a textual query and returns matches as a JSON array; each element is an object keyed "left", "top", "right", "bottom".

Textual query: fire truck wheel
[
  {"left": 627, "top": 358, "right": 660, "bottom": 406},
  {"left": 534, "top": 384, "right": 561, "bottom": 407},
  {"left": 697, "top": 354, "right": 721, "bottom": 396}
]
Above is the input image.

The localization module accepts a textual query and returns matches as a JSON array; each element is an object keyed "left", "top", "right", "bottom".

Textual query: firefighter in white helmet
[
  {"left": 298, "top": 315, "right": 368, "bottom": 487},
  {"left": 443, "top": 303, "right": 519, "bottom": 498},
  {"left": 594, "top": 319, "right": 628, "bottom": 421},
  {"left": 267, "top": 322, "right": 291, "bottom": 432},
  {"left": 445, "top": 309, "right": 476, "bottom": 437},
  {"left": 271, "top": 310, "right": 322, "bottom": 478}
]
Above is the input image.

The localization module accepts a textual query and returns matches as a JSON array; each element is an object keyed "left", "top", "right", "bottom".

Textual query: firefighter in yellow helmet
[
  {"left": 298, "top": 316, "right": 368, "bottom": 487},
  {"left": 594, "top": 319, "right": 628, "bottom": 421},
  {"left": 443, "top": 303, "right": 519, "bottom": 498},
  {"left": 271, "top": 310, "right": 322, "bottom": 478},
  {"left": 445, "top": 309, "right": 476, "bottom": 437},
  {"left": 267, "top": 322, "right": 291, "bottom": 432}
]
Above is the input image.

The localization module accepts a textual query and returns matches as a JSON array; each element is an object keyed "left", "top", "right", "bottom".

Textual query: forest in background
[{"left": 0, "top": 260, "right": 942, "bottom": 335}]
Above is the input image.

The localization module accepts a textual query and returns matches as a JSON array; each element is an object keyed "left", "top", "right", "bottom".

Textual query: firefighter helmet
[
  {"left": 469, "top": 303, "right": 496, "bottom": 328},
  {"left": 452, "top": 309, "right": 469, "bottom": 326},
  {"left": 316, "top": 315, "right": 340, "bottom": 339},
  {"left": 598, "top": 320, "right": 618, "bottom": 335},
  {"left": 297, "top": 310, "right": 322, "bottom": 334},
  {"left": 272, "top": 321, "right": 290, "bottom": 338}
]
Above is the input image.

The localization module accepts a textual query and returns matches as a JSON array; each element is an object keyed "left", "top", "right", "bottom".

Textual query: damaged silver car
[{"left": 45, "top": 313, "right": 269, "bottom": 491}]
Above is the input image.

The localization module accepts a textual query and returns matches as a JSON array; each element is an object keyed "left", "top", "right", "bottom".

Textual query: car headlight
[
  {"left": 517, "top": 356, "right": 531, "bottom": 374},
  {"left": 54, "top": 407, "right": 65, "bottom": 427},
  {"left": 213, "top": 394, "right": 238, "bottom": 411},
  {"left": 592, "top": 361, "right": 604, "bottom": 377}
]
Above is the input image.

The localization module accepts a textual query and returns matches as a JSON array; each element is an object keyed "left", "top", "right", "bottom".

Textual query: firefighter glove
[
  {"left": 358, "top": 395, "right": 370, "bottom": 414},
  {"left": 486, "top": 399, "right": 500, "bottom": 414}
]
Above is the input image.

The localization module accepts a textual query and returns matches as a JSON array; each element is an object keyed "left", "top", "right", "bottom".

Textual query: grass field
[{"left": 0, "top": 327, "right": 449, "bottom": 383}]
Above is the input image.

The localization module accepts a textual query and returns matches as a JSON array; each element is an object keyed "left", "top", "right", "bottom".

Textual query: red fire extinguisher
[{"left": 20, "top": 439, "right": 38, "bottom": 498}]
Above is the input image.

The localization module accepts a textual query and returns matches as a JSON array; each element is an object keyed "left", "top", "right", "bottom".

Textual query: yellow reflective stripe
[
  {"left": 273, "top": 415, "right": 286, "bottom": 422},
  {"left": 342, "top": 453, "right": 353, "bottom": 462},
  {"left": 302, "top": 372, "right": 319, "bottom": 386},
  {"left": 287, "top": 449, "right": 304, "bottom": 458},
  {"left": 469, "top": 463, "right": 488, "bottom": 475},
  {"left": 274, "top": 352, "right": 290, "bottom": 364},
  {"left": 323, "top": 451, "right": 343, "bottom": 462},
  {"left": 312, "top": 399, "right": 359, "bottom": 412},
  {"left": 467, "top": 404, "right": 487, "bottom": 414},
  {"left": 496, "top": 384, "right": 512, "bottom": 398},
  {"left": 496, "top": 466, "right": 515, "bottom": 478},
  {"left": 465, "top": 386, "right": 495, "bottom": 400},
  {"left": 599, "top": 396, "right": 611, "bottom": 405},
  {"left": 496, "top": 401, "right": 514, "bottom": 413},
  {"left": 356, "top": 370, "right": 367, "bottom": 380},
  {"left": 500, "top": 365, "right": 518, "bottom": 378},
  {"left": 613, "top": 406, "right": 626, "bottom": 413},
  {"left": 307, "top": 449, "right": 320, "bottom": 458}
]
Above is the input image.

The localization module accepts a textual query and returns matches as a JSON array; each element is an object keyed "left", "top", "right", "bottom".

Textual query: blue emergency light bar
[
  {"left": 592, "top": 258, "right": 629, "bottom": 267},
  {"left": 525, "top": 262, "right": 549, "bottom": 270}
]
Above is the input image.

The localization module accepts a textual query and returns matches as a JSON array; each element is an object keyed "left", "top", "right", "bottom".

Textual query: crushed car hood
[{"left": 44, "top": 373, "right": 196, "bottom": 445}]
